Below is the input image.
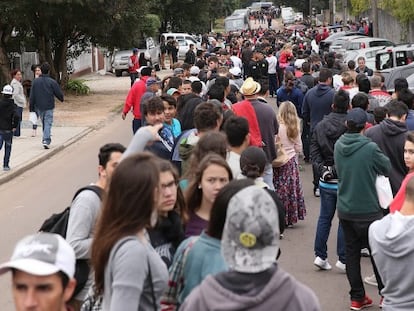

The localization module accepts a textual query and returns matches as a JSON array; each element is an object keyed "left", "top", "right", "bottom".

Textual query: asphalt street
[{"left": 0, "top": 72, "right": 383, "bottom": 310}]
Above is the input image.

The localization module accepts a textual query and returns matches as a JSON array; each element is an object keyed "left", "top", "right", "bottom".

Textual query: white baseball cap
[
  {"left": 1, "top": 84, "right": 13, "bottom": 95},
  {"left": 0, "top": 233, "right": 76, "bottom": 278}
]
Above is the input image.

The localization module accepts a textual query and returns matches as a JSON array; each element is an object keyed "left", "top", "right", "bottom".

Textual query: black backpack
[{"left": 39, "top": 185, "right": 103, "bottom": 297}]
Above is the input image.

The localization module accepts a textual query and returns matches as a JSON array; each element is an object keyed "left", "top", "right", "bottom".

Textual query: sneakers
[
  {"left": 314, "top": 256, "right": 332, "bottom": 270},
  {"left": 314, "top": 188, "right": 320, "bottom": 197},
  {"left": 350, "top": 295, "right": 373, "bottom": 310},
  {"left": 3, "top": 166, "right": 10, "bottom": 171},
  {"left": 335, "top": 260, "right": 346, "bottom": 272},
  {"left": 361, "top": 248, "right": 370, "bottom": 257},
  {"left": 364, "top": 274, "right": 378, "bottom": 287},
  {"left": 379, "top": 296, "right": 383, "bottom": 308},
  {"left": 43, "top": 143, "right": 50, "bottom": 149}
]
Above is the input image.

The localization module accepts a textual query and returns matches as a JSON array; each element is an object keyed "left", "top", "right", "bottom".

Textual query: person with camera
[{"left": 310, "top": 89, "right": 350, "bottom": 271}]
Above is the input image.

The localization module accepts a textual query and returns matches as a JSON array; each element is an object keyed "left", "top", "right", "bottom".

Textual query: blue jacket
[
  {"left": 276, "top": 86, "right": 304, "bottom": 117},
  {"left": 29, "top": 74, "right": 64, "bottom": 111},
  {"left": 178, "top": 231, "right": 227, "bottom": 304},
  {"left": 302, "top": 83, "right": 334, "bottom": 131}
]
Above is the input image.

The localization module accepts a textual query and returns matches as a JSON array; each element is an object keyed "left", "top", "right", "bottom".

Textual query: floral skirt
[{"left": 273, "top": 156, "right": 306, "bottom": 225}]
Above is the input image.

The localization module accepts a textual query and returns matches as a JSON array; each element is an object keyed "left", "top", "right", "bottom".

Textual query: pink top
[
  {"left": 278, "top": 123, "right": 302, "bottom": 160},
  {"left": 390, "top": 172, "right": 414, "bottom": 213}
]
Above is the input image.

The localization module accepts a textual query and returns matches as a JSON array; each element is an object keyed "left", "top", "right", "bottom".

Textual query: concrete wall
[{"left": 361, "top": 8, "right": 414, "bottom": 43}]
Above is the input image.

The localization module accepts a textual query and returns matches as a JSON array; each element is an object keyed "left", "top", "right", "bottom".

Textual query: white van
[{"left": 160, "top": 33, "right": 199, "bottom": 60}]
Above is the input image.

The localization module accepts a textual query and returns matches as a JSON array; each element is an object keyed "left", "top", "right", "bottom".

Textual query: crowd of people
[{"left": 2, "top": 19, "right": 414, "bottom": 311}]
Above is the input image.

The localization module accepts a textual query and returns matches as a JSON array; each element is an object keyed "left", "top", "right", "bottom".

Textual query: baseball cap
[
  {"left": 173, "top": 68, "right": 184, "bottom": 76},
  {"left": 229, "top": 67, "right": 241, "bottom": 77},
  {"left": 146, "top": 77, "right": 161, "bottom": 87},
  {"left": 346, "top": 107, "right": 367, "bottom": 128},
  {"left": 221, "top": 186, "right": 280, "bottom": 273},
  {"left": 0, "top": 233, "right": 75, "bottom": 278},
  {"left": 167, "top": 88, "right": 180, "bottom": 96},
  {"left": 190, "top": 66, "right": 200, "bottom": 75},
  {"left": 2, "top": 84, "right": 13, "bottom": 95}
]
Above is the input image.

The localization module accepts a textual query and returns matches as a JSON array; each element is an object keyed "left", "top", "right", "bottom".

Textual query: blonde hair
[{"left": 277, "top": 101, "right": 299, "bottom": 141}]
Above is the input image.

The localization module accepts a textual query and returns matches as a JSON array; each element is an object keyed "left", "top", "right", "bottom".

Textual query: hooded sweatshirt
[
  {"left": 334, "top": 133, "right": 391, "bottom": 221},
  {"left": 310, "top": 112, "right": 347, "bottom": 183},
  {"left": 369, "top": 212, "right": 414, "bottom": 310},
  {"left": 365, "top": 119, "right": 408, "bottom": 195},
  {"left": 302, "top": 83, "right": 335, "bottom": 131},
  {"left": 180, "top": 264, "right": 320, "bottom": 311}
]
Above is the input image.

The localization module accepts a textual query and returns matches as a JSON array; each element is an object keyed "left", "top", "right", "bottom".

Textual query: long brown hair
[
  {"left": 184, "top": 131, "right": 228, "bottom": 180},
  {"left": 157, "top": 159, "right": 186, "bottom": 221},
  {"left": 184, "top": 153, "right": 233, "bottom": 222},
  {"left": 91, "top": 152, "right": 160, "bottom": 294}
]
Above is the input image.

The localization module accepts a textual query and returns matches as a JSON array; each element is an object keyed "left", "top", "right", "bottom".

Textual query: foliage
[
  {"left": 66, "top": 79, "right": 90, "bottom": 95},
  {"left": 350, "top": 0, "right": 370, "bottom": 15},
  {"left": 381, "top": 0, "right": 414, "bottom": 24}
]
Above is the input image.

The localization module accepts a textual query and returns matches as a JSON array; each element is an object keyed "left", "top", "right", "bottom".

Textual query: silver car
[{"left": 112, "top": 37, "right": 160, "bottom": 77}]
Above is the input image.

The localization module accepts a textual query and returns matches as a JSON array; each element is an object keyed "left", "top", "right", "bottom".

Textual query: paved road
[{"left": 0, "top": 94, "right": 383, "bottom": 311}]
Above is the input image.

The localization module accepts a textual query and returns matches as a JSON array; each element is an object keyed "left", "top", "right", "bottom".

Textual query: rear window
[{"left": 369, "top": 40, "right": 393, "bottom": 48}]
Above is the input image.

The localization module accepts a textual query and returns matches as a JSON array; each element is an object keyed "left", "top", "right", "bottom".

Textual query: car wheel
[{"left": 115, "top": 70, "right": 122, "bottom": 77}]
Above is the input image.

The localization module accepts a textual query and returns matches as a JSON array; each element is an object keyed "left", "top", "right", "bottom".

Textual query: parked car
[
  {"left": 343, "top": 46, "right": 385, "bottom": 71},
  {"left": 380, "top": 62, "right": 414, "bottom": 92},
  {"left": 375, "top": 44, "right": 414, "bottom": 70},
  {"left": 342, "top": 36, "right": 394, "bottom": 51},
  {"left": 111, "top": 37, "right": 160, "bottom": 77},
  {"left": 329, "top": 35, "right": 365, "bottom": 55},
  {"left": 160, "top": 33, "right": 200, "bottom": 60},
  {"left": 319, "top": 31, "right": 363, "bottom": 53}
]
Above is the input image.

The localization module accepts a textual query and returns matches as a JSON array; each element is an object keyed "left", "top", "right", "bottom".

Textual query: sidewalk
[{"left": 0, "top": 124, "right": 90, "bottom": 185}]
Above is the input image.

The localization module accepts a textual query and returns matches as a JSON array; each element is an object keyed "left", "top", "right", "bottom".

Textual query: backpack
[{"left": 39, "top": 185, "right": 103, "bottom": 298}]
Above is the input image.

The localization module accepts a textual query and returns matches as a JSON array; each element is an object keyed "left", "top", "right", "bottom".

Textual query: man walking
[
  {"left": 334, "top": 108, "right": 391, "bottom": 310},
  {"left": 0, "top": 85, "right": 20, "bottom": 171},
  {"left": 66, "top": 143, "right": 125, "bottom": 310},
  {"left": 128, "top": 48, "right": 140, "bottom": 87},
  {"left": 311, "top": 90, "right": 349, "bottom": 271},
  {"left": 29, "top": 62, "right": 64, "bottom": 149},
  {"left": 0, "top": 232, "right": 76, "bottom": 311},
  {"left": 302, "top": 68, "right": 335, "bottom": 197},
  {"left": 122, "top": 66, "right": 152, "bottom": 133}
]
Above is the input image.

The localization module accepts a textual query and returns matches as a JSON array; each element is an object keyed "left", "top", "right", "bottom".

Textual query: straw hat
[{"left": 240, "top": 77, "right": 261, "bottom": 96}]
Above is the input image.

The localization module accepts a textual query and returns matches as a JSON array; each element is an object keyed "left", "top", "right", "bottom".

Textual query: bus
[{"left": 224, "top": 9, "right": 250, "bottom": 32}]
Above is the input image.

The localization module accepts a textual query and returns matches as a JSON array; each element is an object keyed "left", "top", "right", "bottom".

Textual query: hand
[
  {"left": 121, "top": 112, "right": 126, "bottom": 120},
  {"left": 142, "top": 123, "right": 163, "bottom": 141}
]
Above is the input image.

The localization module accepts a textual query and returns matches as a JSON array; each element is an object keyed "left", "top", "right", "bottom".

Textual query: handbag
[
  {"left": 272, "top": 140, "right": 289, "bottom": 168},
  {"left": 375, "top": 175, "right": 393, "bottom": 209}
]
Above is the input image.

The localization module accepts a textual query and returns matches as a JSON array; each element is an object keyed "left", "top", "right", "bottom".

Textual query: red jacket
[
  {"left": 129, "top": 54, "right": 139, "bottom": 73},
  {"left": 232, "top": 99, "right": 262, "bottom": 147},
  {"left": 123, "top": 76, "right": 149, "bottom": 119}
]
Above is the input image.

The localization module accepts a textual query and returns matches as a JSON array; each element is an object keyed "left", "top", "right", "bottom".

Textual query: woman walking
[
  {"left": 91, "top": 152, "right": 168, "bottom": 310},
  {"left": 273, "top": 101, "right": 306, "bottom": 227}
]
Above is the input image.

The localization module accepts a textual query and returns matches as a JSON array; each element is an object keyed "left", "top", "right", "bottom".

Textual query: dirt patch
[
  {"left": 23, "top": 70, "right": 173, "bottom": 128},
  {"left": 53, "top": 74, "right": 130, "bottom": 127}
]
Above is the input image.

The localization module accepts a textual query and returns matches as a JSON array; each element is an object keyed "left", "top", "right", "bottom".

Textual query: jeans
[
  {"left": 130, "top": 72, "right": 138, "bottom": 87},
  {"left": 132, "top": 118, "right": 142, "bottom": 134},
  {"left": 263, "top": 162, "right": 275, "bottom": 191},
  {"left": 14, "top": 106, "right": 23, "bottom": 137},
  {"left": 0, "top": 130, "right": 13, "bottom": 167},
  {"left": 314, "top": 186, "right": 345, "bottom": 263},
  {"left": 37, "top": 109, "right": 54, "bottom": 145},
  {"left": 340, "top": 219, "right": 384, "bottom": 301},
  {"left": 268, "top": 73, "right": 278, "bottom": 96},
  {"left": 301, "top": 120, "right": 310, "bottom": 161}
]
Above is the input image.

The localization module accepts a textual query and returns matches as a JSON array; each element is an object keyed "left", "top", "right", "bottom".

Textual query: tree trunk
[
  {"left": 53, "top": 36, "right": 69, "bottom": 88},
  {"left": 0, "top": 26, "right": 11, "bottom": 87}
]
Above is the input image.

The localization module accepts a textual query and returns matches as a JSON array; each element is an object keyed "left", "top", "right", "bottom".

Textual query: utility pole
[{"left": 371, "top": 0, "right": 379, "bottom": 37}]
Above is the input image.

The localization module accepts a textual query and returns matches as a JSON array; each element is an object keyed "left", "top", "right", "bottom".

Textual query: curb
[{"left": 0, "top": 126, "right": 95, "bottom": 186}]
